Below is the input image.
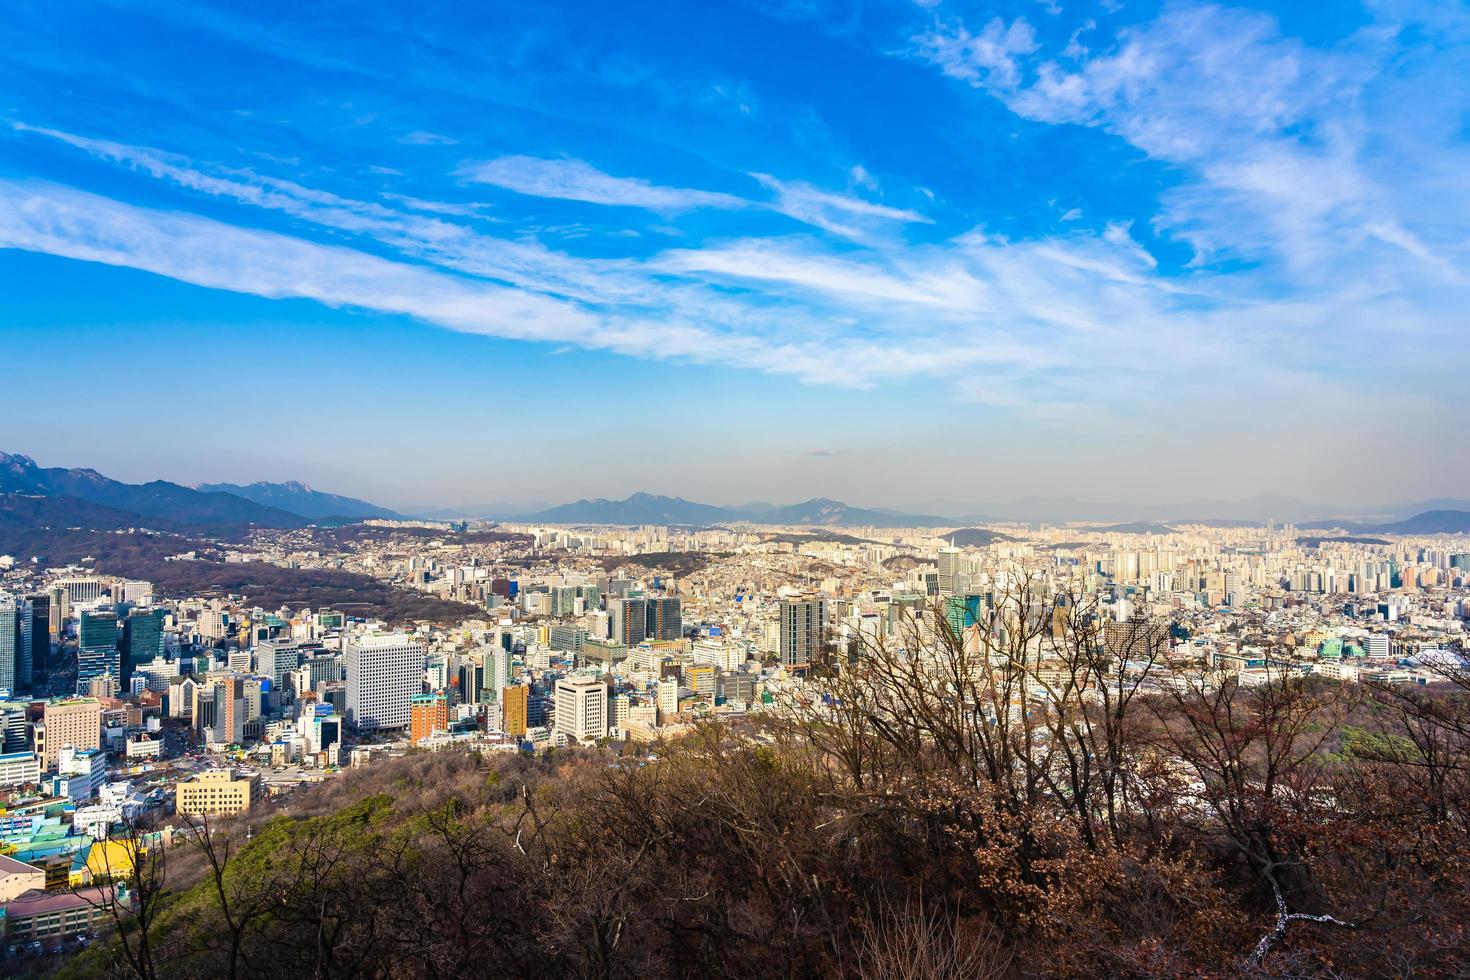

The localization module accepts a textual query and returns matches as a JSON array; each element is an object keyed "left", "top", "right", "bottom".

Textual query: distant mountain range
[
  {"left": 198, "top": 481, "right": 402, "bottom": 521},
  {"left": 1300, "top": 510, "right": 1470, "bottom": 535},
  {"left": 910, "top": 494, "right": 1470, "bottom": 525},
  {"left": 0, "top": 454, "right": 414, "bottom": 536},
  {"left": 0, "top": 453, "right": 306, "bottom": 531},
  {"left": 512, "top": 491, "right": 1470, "bottom": 534},
  {"left": 407, "top": 502, "right": 550, "bottom": 521},
  {"left": 4, "top": 451, "right": 1468, "bottom": 536},
  {"left": 520, "top": 493, "right": 952, "bottom": 528}
]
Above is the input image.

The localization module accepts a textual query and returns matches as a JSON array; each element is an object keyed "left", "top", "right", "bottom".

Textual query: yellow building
[
  {"left": 81, "top": 839, "right": 144, "bottom": 886},
  {"left": 689, "top": 665, "right": 716, "bottom": 699},
  {"left": 176, "top": 769, "right": 263, "bottom": 817},
  {"left": 501, "top": 685, "right": 528, "bottom": 736}
]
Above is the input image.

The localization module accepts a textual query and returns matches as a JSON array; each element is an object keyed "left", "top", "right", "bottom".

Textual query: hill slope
[
  {"left": 198, "top": 480, "right": 401, "bottom": 520},
  {"left": 523, "top": 492, "right": 743, "bottom": 525},
  {"left": 1300, "top": 510, "right": 1470, "bottom": 535}
]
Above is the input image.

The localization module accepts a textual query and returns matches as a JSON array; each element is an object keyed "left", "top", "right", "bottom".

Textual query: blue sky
[{"left": 1, "top": 0, "right": 1466, "bottom": 511}]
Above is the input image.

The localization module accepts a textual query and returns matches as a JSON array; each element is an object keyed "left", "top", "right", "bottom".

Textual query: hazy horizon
[{"left": 2, "top": 447, "right": 1465, "bottom": 520}]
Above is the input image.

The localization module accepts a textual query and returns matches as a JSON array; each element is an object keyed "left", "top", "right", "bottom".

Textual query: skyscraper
[
  {"left": 645, "top": 597, "right": 682, "bottom": 642},
  {"left": 26, "top": 593, "right": 51, "bottom": 689},
  {"left": 608, "top": 597, "right": 647, "bottom": 646},
  {"left": 779, "top": 594, "right": 826, "bottom": 669},
  {"left": 937, "top": 546, "right": 963, "bottom": 595},
  {"left": 121, "top": 609, "right": 165, "bottom": 688},
  {"left": 254, "top": 638, "right": 301, "bottom": 687},
  {"left": 345, "top": 634, "right": 424, "bottom": 731},
  {"left": 0, "top": 593, "right": 32, "bottom": 695},
  {"left": 77, "top": 610, "right": 120, "bottom": 690}
]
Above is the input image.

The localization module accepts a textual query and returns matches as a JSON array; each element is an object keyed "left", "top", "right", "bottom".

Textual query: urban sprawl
[{"left": 0, "top": 517, "right": 1466, "bottom": 951}]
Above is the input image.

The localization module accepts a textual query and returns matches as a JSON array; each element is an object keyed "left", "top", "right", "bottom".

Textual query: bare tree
[{"left": 75, "top": 811, "right": 169, "bottom": 980}]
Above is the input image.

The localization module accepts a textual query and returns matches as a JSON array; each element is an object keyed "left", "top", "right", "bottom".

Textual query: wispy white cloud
[
  {"left": 911, "top": 4, "right": 1468, "bottom": 288},
  {"left": 0, "top": 165, "right": 1227, "bottom": 413},
  {"left": 9, "top": 83, "right": 1462, "bottom": 430},
  {"left": 462, "top": 156, "right": 747, "bottom": 213},
  {"left": 379, "top": 193, "right": 491, "bottom": 218},
  {"left": 750, "top": 172, "right": 931, "bottom": 239},
  {"left": 461, "top": 153, "right": 930, "bottom": 240},
  {"left": 912, "top": 16, "right": 1038, "bottom": 89}
]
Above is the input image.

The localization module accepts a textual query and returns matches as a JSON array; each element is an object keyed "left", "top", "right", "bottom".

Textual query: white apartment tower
[
  {"left": 554, "top": 676, "right": 608, "bottom": 743},
  {"left": 345, "top": 634, "right": 424, "bottom": 731}
]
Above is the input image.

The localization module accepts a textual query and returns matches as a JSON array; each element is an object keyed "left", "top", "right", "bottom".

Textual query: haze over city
[{"left": 4, "top": 0, "right": 1467, "bottom": 510}]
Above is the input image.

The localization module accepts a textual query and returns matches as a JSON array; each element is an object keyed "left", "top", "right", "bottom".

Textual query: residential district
[{"left": 0, "top": 517, "right": 1466, "bottom": 955}]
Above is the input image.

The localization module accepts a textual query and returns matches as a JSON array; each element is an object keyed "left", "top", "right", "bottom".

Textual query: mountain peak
[{"left": 196, "top": 480, "right": 399, "bottom": 521}]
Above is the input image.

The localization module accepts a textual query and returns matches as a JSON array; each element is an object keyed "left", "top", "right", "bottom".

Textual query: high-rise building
[
  {"left": 40, "top": 698, "right": 101, "bottom": 769},
  {"left": 0, "top": 593, "right": 33, "bottom": 695},
  {"left": 120, "top": 609, "right": 165, "bottom": 688},
  {"left": 501, "top": 684, "right": 528, "bottom": 736},
  {"left": 549, "top": 624, "right": 588, "bottom": 654},
  {"left": 254, "top": 639, "right": 300, "bottom": 687},
  {"left": 77, "top": 611, "right": 120, "bottom": 689},
  {"left": 488, "top": 645, "right": 512, "bottom": 695},
  {"left": 645, "top": 597, "right": 682, "bottom": 642},
  {"left": 1103, "top": 618, "right": 1169, "bottom": 663},
  {"left": 196, "top": 676, "right": 249, "bottom": 745},
  {"left": 409, "top": 692, "right": 449, "bottom": 746},
  {"left": 688, "top": 664, "right": 716, "bottom": 698},
  {"left": 608, "top": 597, "right": 647, "bottom": 647},
  {"left": 25, "top": 593, "right": 51, "bottom": 689},
  {"left": 779, "top": 595, "right": 826, "bottom": 669},
  {"left": 0, "top": 702, "right": 28, "bottom": 755},
  {"left": 456, "top": 662, "right": 481, "bottom": 705},
  {"left": 554, "top": 676, "right": 608, "bottom": 743},
  {"left": 943, "top": 594, "right": 983, "bottom": 638},
  {"left": 55, "top": 578, "right": 104, "bottom": 605},
  {"left": 656, "top": 678, "right": 680, "bottom": 723},
  {"left": 197, "top": 608, "right": 229, "bottom": 641},
  {"left": 345, "top": 634, "right": 424, "bottom": 731},
  {"left": 718, "top": 671, "right": 755, "bottom": 707},
  {"left": 937, "top": 546, "right": 963, "bottom": 595},
  {"left": 548, "top": 586, "right": 579, "bottom": 617}
]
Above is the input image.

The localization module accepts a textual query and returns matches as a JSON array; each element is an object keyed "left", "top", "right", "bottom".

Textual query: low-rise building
[
  {"left": 0, "top": 886, "right": 116, "bottom": 942},
  {"left": 0, "top": 751, "right": 41, "bottom": 788},
  {"left": 125, "top": 734, "right": 162, "bottom": 760},
  {"left": 175, "top": 769, "right": 263, "bottom": 817},
  {"left": 0, "top": 855, "right": 45, "bottom": 902}
]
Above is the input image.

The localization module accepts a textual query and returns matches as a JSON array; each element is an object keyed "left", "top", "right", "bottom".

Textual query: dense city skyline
[{"left": 3, "top": 0, "right": 1467, "bottom": 506}]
